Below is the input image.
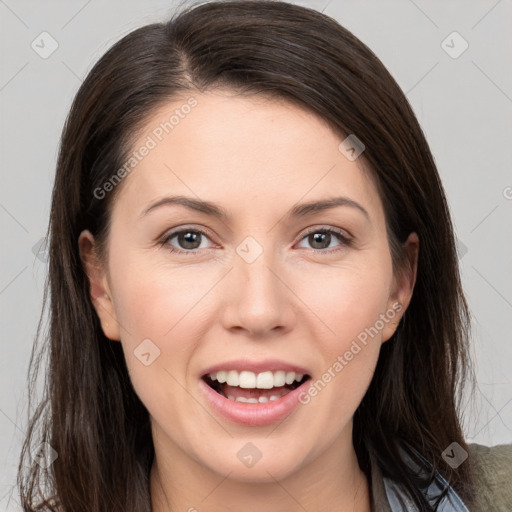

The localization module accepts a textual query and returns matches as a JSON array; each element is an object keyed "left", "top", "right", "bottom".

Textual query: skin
[{"left": 79, "top": 90, "right": 418, "bottom": 511}]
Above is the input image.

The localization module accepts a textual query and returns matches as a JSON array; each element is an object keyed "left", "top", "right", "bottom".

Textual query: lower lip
[{"left": 199, "top": 378, "right": 310, "bottom": 427}]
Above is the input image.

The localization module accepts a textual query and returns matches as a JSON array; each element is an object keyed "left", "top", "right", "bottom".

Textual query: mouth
[{"left": 202, "top": 370, "right": 312, "bottom": 404}]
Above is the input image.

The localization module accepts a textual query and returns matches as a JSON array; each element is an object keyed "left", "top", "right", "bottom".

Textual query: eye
[
  {"left": 160, "top": 225, "right": 352, "bottom": 256},
  {"left": 296, "top": 227, "right": 352, "bottom": 253},
  {"left": 161, "top": 228, "right": 215, "bottom": 255}
]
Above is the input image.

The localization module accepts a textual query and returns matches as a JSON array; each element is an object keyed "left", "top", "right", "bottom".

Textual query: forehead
[{"left": 110, "top": 91, "right": 384, "bottom": 224}]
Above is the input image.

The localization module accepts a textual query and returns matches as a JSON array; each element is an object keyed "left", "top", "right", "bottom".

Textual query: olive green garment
[{"left": 369, "top": 443, "right": 512, "bottom": 511}]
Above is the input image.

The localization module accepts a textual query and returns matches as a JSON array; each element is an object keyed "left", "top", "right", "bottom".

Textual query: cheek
[
  {"left": 110, "top": 253, "right": 209, "bottom": 345},
  {"left": 106, "top": 255, "right": 204, "bottom": 412},
  {"left": 297, "top": 257, "right": 393, "bottom": 343},
  {"left": 294, "top": 259, "right": 392, "bottom": 421}
]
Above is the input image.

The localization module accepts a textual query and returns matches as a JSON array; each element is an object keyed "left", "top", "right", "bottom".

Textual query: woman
[{"left": 17, "top": 1, "right": 511, "bottom": 510}]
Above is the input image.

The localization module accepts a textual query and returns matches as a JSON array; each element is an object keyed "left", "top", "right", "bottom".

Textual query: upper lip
[{"left": 200, "top": 358, "right": 311, "bottom": 378}]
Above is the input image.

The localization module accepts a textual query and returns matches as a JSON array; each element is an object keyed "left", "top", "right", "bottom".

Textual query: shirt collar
[{"left": 369, "top": 446, "right": 470, "bottom": 511}]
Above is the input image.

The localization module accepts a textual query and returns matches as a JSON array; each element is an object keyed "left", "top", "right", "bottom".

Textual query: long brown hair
[{"left": 18, "top": 1, "right": 475, "bottom": 510}]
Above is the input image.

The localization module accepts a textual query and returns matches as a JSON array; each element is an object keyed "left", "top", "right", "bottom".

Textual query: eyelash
[{"left": 160, "top": 226, "right": 352, "bottom": 256}]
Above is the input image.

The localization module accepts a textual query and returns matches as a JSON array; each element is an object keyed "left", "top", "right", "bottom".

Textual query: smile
[
  {"left": 203, "top": 370, "right": 309, "bottom": 403},
  {"left": 199, "top": 362, "right": 312, "bottom": 426}
]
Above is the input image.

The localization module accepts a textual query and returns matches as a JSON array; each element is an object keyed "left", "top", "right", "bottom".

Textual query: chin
[{"left": 191, "top": 436, "right": 311, "bottom": 483}]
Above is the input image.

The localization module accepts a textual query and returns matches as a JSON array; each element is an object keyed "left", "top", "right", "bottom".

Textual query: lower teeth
[{"left": 227, "top": 395, "right": 280, "bottom": 403}]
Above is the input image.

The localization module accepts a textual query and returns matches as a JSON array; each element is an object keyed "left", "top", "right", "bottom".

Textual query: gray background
[{"left": 1, "top": 0, "right": 511, "bottom": 509}]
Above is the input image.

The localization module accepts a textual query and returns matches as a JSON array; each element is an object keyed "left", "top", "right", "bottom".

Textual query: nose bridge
[{"left": 223, "top": 233, "right": 293, "bottom": 335}]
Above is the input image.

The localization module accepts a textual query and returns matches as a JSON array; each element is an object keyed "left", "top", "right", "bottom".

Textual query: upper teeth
[{"left": 209, "top": 370, "right": 304, "bottom": 389}]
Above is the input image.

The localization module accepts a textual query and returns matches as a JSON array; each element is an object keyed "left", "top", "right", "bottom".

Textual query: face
[{"left": 80, "top": 90, "right": 417, "bottom": 484}]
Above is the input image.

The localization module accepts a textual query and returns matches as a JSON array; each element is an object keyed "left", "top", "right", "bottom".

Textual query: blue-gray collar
[{"left": 371, "top": 446, "right": 470, "bottom": 511}]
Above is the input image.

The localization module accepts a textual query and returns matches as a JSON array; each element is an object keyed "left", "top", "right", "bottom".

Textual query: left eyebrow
[
  {"left": 289, "top": 196, "right": 370, "bottom": 221},
  {"left": 140, "top": 195, "right": 370, "bottom": 222}
]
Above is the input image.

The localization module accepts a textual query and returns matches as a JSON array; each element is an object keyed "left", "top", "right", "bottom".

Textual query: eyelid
[
  {"left": 159, "top": 225, "right": 218, "bottom": 251},
  {"left": 160, "top": 224, "right": 216, "bottom": 238},
  {"left": 160, "top": 224, "right": 353, "bottom": 254},
  {"left": 298, "top": 225, "right": 353, "bottom": 242},
  {"left": 294, "top": 225, "right": 353, "bottom": 252}
]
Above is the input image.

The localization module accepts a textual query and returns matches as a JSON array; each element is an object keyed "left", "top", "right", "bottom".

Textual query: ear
[
  {"left": 381, "top": 232, "right": 419, "bottom": 342},
  {"left": 78, "top": 230, "right": 121, "bottom": 341}
]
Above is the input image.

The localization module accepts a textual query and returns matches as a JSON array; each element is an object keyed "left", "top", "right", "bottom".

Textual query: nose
[{"left": 220, "top": 246, "right": 296, "bottom": 338}]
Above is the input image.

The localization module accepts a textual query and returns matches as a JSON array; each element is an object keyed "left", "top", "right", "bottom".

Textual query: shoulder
[{"left": 469, "top": 443, "right": 512, "bottom": 511}]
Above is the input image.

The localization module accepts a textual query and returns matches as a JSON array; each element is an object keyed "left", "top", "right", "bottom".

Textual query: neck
[{"left": 150, "top": 428, "right": 371, "bottom": 512}]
